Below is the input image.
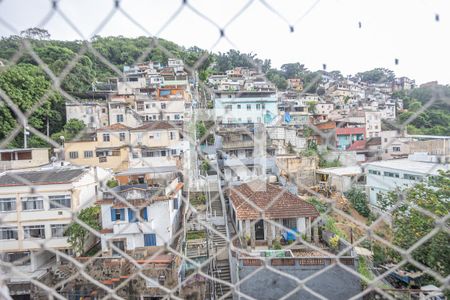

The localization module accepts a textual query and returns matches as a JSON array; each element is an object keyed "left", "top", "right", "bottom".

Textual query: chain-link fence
[{"left": 0, "top": 1, "right": 449, "bottom": 299}]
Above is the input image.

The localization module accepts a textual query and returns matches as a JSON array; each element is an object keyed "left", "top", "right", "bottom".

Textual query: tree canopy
[
  {"left": 380, "top": 171, "right": 450, "bottom": 278},
  {"left": 355, "top": 68, "right": 395, "bottom": 84},
  {"left": 0, "top": 63, "right": 64, "bottom": 147}
]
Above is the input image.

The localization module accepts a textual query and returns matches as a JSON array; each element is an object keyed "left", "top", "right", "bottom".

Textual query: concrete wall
[
  {"left": 322, "top": 151, "right": 358, "bottom": 167},
  {"left": 0, "top": 148, "right": 49, "bottom": 171},
  {"left": 276, "top": 155, "right": 318, "bottom": 191},
  {"left": 66, "top": 102, "right": 108, "bottom": 129},
  {"left": 409, "top": 139, "right": 450, "bottom": 156}
]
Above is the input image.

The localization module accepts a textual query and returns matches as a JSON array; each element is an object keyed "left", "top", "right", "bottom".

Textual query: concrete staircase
[
  {"left": 210, "top": 192, "right": 223, "bottom": 217},
  {"left": 213, "top": 259, "right": 232, "bottom": 299},
  {"left": 211, "top": 225, "right": 227, "bottom": 254}
]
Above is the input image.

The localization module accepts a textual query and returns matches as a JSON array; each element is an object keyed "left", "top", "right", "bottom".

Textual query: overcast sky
[{"left": 0, "top": 0, "right": 449, "bottom": 84}]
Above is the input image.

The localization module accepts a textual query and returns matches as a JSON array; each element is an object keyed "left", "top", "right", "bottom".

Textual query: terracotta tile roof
[
  {"left": 366, "top": 137, "right": 381, "bottom": 146},
  {"left": 315, "top": 121, "right": 336, "bottom": 131},
  {"left": 347, "top": 140, "right": 366, "bottom": 151},
  {"left": 336, "top": 127, "right": 366, "bottom": 135},
  {"left": 229, "top": 180, "right": 319, "bottom": 220},
  {"left": 131, "top": 121, "right": 180, "bottom": 131},
  {"left": 97, "top": 123, "right": 131, "bottom": 132}
]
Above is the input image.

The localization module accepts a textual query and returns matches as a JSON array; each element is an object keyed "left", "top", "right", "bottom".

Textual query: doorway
[{"left": 255, "top": 220, "right": 265, "bottom": 240}]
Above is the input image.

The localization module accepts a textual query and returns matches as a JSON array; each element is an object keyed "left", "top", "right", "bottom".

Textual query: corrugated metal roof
[{"left": 0, "top": 168, "right": 87, "bottom": 186}]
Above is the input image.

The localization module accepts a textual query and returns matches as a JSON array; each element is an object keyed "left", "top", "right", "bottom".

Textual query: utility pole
[{"left": 23, "top": 122, "right": 29, "bottom": 149}]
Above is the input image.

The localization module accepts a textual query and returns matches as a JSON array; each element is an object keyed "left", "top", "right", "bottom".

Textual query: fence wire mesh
[{"left": 0, "top": 1, "right": 449, "bottom": 300}]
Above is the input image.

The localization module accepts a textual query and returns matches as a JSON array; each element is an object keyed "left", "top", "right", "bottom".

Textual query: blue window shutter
[
  {"left": 120, "top": 208, "right": 125, "bottom": 221},
  {"left": 144, "top": 234, "right": 156, "bottom": 246},
  {"left": 128, "top": 208, "right": 134, "bottom": 222},
  {"left": 143, "top": 207, "right": 148, "bottom": 221},
  {"left": 111, "top": 208, "right": 116, "bottom": 221}
]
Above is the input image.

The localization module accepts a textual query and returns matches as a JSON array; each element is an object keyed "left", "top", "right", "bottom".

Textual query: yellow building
[
  {"left": 64, "top": 124, "right": 131, "bottom": 171},
  {"left": 63, "top": 122, "right": 185, "bottom": 171}
]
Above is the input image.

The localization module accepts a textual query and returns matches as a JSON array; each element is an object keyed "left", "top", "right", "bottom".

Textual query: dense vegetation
[
  {"left": 377, "top": 171, "right": 450, "bottom": 283},
  {"left": 66, "top": 206, "right": 101, "bottom": 256},
  {"left": 345, "top": 187, "right": 370, "bottom": 218},
  {"left": 393, "top": 86, "right": 450, "bottom": 135}
]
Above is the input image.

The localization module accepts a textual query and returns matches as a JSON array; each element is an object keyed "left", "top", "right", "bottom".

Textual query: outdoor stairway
[
  {"left": 213, "top": 259, "right": 232, "bottom": 299},
  {"left": 211, "top": 225, "right": 228, "bottom": 254},
  {"left": 210, "top": 191, "right": 223, "bottom": 217},
  {"left": 186, "top": 240, "right": 208, "bottom": 258},
  {"left": 53, "top": 265, "right": 74, "bottom": 281}
]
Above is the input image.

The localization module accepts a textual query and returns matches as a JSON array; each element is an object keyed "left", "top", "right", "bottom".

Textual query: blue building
[{"left": 214, "top": 91, "right": 278, "bottom": 125}]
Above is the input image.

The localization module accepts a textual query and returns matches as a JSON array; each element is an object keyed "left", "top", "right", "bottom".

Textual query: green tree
[
  {"left": 51, "top": 118, "right": 86, "bottom": 142},
  {"left": 107, "top": 179, "right": 119, "bottom": 188},
  {"left": 0, "top": 63, "right": 63, "bottom": 147},
  {"left": 380, "top": 171, "right": 450, "bottom": 277},
  {"left": 306, "top": 101, "right": 316, "bottom": 113},
  {"left": 280, "top": 62, "right": 307, "bottom": 78},
  {"left": 20, "top": 28, "right": 50, "bottom": 40},
  {"left": 327, "top": 70, "right": 344, "bottom": 81},
  {"left": 196, "top": 121, "right": 207, "bottom": 142},
  {"left": 345, "top": 187, "right": 370, "bottom": 217},
  {"left": 303, "top": 71, "right": 322, "bottom": 93},
  {"left": 355, "top": 68, "right": 395, "bottom": 83},
  {"left": 214, "top": 49, "right": 257, "bottom": 72},
  {"left": 66, "top": 206, "right": 101, "bottom": 256},
  {"left": 200, "top": 160, "right": 210, "bottom": 174},
  {"left": 266, "top": 69, "right": 287, "bottom": 90}
]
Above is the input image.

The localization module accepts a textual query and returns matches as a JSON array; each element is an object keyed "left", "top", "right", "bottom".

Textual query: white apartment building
[
  {"left": 167, "top": 58, "right": 184, "bottom": 72},
  {"left": 0, "top": 166, "right": 110, "bottom": 271},
  {"left": 365, "top": 111, "right": 381, "bottom": 138},
  {"left": 108, "top": 100, "right": 143, "bottom": 128},
  {"left": 315, "top": 102, "right": 334, "bottom": 116},
  {"left": 66, "top": 101, "right": 109, "bottom": 129},
  {"left": 136, "top": 98, "right": 186, "bottom": 122},
  {"left": 117, "top": 76, "right": 147, "bottom": 95},
  {"left": 98, "top": 178, "right": 182, "bottom": 253},
  {"left": 364, "top": 153, "right": 449, "bottom": 207}
]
